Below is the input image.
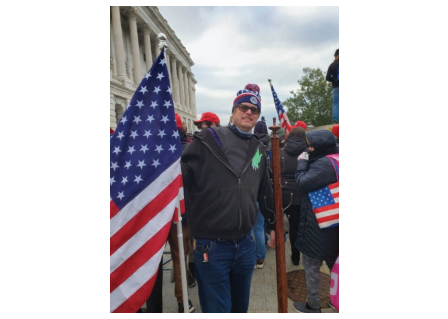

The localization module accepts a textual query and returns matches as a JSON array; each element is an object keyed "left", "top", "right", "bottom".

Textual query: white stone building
[{"left": 110, "top": 6, "right": 197, "bottom": 133}]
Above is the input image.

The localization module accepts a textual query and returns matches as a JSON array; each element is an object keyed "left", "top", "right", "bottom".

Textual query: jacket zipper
[{"left": 202, "top": 140, "right": 258, "bottom": 232}]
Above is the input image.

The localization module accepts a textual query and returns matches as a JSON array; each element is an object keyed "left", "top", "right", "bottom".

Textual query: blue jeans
[
  {"left": 193, "top": 235, "right": 255, "bottom": 313},
  {"left": 250, "top": 210, "right": 266, "bottom": 261},
  {"left": 332, "top": 87, "right": 339, "bottom": 122}
]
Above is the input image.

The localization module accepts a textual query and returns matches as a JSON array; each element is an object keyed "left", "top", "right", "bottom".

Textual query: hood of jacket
[
  {"left": 284, "top": 137, "right": 308, "bottom": 156},
  {"left": 306, "top": 129, "right": 337, "bottom": 150},
  {"left": 255, "top": 133, "right": 270, "bottom": 146}
]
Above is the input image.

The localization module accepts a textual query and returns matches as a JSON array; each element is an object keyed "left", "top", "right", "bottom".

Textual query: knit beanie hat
[
  {"left": 334, "top": 49, "right": 339, "bottom": 56},
  {"left": 254, "top": 120, "right": 268, "bottom": 135},
  {"left": 233, "top": 83, "right": 261, "bottom": 112}
]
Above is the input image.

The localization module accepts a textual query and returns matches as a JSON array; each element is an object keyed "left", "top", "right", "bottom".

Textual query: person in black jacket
[
  {"left": 293, "top": 129, "right": 339, "bottom": 313},
  {"left": 277, "top": 127, "right": 308, "bottom": 266},
  {"left": 326, "top": 49, "right": 339, "bottom": 124},
  {"left": 181, "top": 85, "right": 276, "bottom": 313}
]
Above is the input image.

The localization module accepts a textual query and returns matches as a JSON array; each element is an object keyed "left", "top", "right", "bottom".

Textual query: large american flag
[
  {"left": 308, "top": 155, "right": 339, "bottom": 229},
  {"left": 110, "top": 47, "right": 184, "bottom": 313},
  {"left": 269, "top": 81, "right": 292, "bottom": 135}
]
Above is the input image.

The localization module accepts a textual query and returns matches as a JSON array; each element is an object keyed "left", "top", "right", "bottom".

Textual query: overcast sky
[{"left": 157, "top": 6, "right": 339, "bottom": 129}]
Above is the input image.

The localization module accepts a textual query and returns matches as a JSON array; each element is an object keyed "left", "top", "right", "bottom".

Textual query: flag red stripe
[
  {"left": 110, "top": 200, "right": 120, "bottom": 219},
  {"left": 329, "top": 182, "right": 339, "bottom": 189},
  {"left": 314, "top": 202, "right": 339, "bottom": 214},
  {"left": 112, "top": 269, "right": 158, "bottom": 313},
  {"left": 110, "top": 175, "right": 181, "bottom": 256},
  {"left": 317, "top": 213, "right": 339, "bottom": 223},
  {"left": 110, "top": 220, "right": 171, "bottom": 293},
  {"left": 332, "top": 192, "right": 339, "bottom": 198}
]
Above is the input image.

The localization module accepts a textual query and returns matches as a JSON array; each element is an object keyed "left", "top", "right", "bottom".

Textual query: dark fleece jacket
[{"left": 294, "top": 130, "right": 339, "bottom": 260}]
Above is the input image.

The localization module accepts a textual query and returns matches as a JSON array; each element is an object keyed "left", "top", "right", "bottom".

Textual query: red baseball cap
[
  {"left": 193, "top": 112, "right": 220, "bottom": 125},
  {"left": 291, "top": 120, "right": 307, "bottom": 130},
  {"left": 175, "top": 113, "right": 183, "bottom": 129},
  {"left": 331, "top": 124, "right": 339, "bottom": 138}
]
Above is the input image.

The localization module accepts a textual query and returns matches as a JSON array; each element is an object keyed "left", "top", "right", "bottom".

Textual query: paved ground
[{"left": 153, "top": 217, "right": 337, "bottom": 313}]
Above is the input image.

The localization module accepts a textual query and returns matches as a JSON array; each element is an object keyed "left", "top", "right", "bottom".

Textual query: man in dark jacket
[
  {"left": 326, "top": 49, "right": 339, "bottom": 124},
  {"left": 181, "top": 85, "right": 276, "bottom": 313},
  {"left": 293, "top": 129, "right": 339, "bottom": 313}
]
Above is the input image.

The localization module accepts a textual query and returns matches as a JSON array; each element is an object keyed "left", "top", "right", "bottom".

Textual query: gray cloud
[{"left": 157, "top": 6, "right": 339, "bottom": 127}]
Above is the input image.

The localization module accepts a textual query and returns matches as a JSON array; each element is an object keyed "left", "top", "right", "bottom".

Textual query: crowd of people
[{"left": 133, "top": 49, "right": 340, "bottom": 313}]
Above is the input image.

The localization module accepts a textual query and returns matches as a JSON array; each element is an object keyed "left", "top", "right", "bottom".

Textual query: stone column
[
  {"left": 142, "top": 24, "right": 153, "bottom": 72},
  {"left": 177, "top": 63, "right": 185, "bottom": 107},
  {"left": 189, "top": 74, "right": 195, "bottom": 112},
  {"left": 170, "top": 57, "right": 180, "bottom": 105},
  {"left": 183, "top": 68, "right": 190, "bottom": 110},
  {"left": 126, "top": 8, "right": 141, "bottom": 84},
  {"left": 111, "top": 7, "right": 126, "bottom": 80},
  {"left": 192, "top": 85, "right": 197, "bottom": 114},
  {"left": 110, "top": 93, "right": 117, "bottom": 129},
  {"left": 165, "top": 51, "right": 172, "bottom": 88}
]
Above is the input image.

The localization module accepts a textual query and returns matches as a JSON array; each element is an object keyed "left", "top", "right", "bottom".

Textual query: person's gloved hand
[{"left": 298, "top": 152, "right": 309, "bottom": 161}]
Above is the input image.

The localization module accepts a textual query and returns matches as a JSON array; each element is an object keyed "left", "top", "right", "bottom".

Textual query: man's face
[{"left": 232, "top": 102, "right": 260, "bottom": 132}]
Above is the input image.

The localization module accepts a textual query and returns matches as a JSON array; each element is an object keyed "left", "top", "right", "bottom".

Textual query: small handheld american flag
[{"left": 308, "top": 155, "right": 339, "bottom": 229}]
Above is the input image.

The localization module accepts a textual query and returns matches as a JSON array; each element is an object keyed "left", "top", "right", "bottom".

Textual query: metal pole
[
  {"left": 175, "top": 200, "right": 189, "bottom": 313},
  {"left": 269, "top": 117, "right": 288, "bottom": 313}
]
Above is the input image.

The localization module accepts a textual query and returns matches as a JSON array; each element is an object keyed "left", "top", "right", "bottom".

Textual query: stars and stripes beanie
[{"left": 232, "top": 83, "right": 261, "bottom": 112}]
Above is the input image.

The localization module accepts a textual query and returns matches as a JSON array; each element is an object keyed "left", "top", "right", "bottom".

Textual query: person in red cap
[
  {"left": 291, "top": 120, "right": 307, "bottom": 130},
  {"left": 331, "top": 124, "right": 339, "bottom": 148},
  {"left": 193, "top": 112, "right": 221, "bottom": 130}
]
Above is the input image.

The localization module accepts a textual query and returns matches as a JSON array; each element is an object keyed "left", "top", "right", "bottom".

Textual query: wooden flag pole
[{"left": 269, "top": 117, "right": 288, "bottom": 313}]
